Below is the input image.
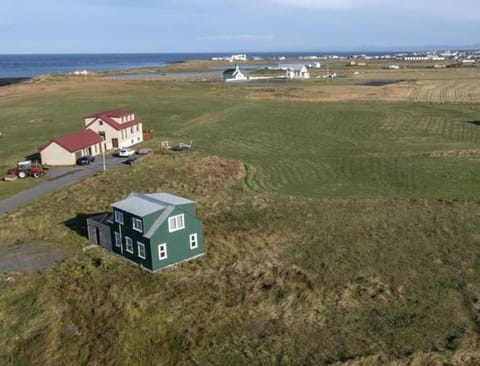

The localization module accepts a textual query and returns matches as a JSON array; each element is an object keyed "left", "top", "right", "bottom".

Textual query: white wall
[
  {"left": 41, "top": 143, "right": 76, "bottom": 165},
  {"left": 41, "top": 141, "right": 102, "bottom": 165},
  {"left": 86, "top": 121, "right": 143, "bottom": 149}
]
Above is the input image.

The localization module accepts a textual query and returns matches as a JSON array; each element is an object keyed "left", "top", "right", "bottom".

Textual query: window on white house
[
  {"left": 190, "top": 233, "right": 198, "bottom": 249},
  {"left": 130, "top": 127, "right": 134, "bottom": 134},
  {"left": 115, "top": 211, "right": 124, "bottom": 224},
  {"left": 158, "top": 243, "right": 167, "bottom": 260},
  {"left": 168, "top": 214, "right": 185, "bottom": 232},
  {"left": 125, "top": 237, "right": 133, "bottom": 253},
  {"left": 132, "top": 218, "right": 143, "bottom": 232},
  {"left": 114, "top": 232, "right": 121, "bottom": 247},
  {"left": 136, "top": 125, "right": 139, "bottom": 132},
  {"left": 99, "top": 120, "right": 103, "bottom": 126},
  {"left": 137, "top": 242, "right": 146, "bottom": 259}
]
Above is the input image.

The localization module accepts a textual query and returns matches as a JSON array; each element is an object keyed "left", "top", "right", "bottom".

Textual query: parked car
[
  {"left": 124, "top": 156, "right": 138, "bottom": 165},
  {"left": 118, "top": 148, "right": 136, "bottom": 157},
  {"left": 137, "top": 148, "right": 153, "bottom": 155},
  {"left": 77, "top": 155, "right": 95, "bottom": 165}
]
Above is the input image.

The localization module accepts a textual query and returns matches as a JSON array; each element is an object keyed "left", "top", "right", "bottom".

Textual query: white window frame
[
  {"left": 158, "top": 243, "right": 168, "bottom": 260},
  {"left": 137, "top": 242, "right": 146, "bottom": 259},
  {"left": 189, "top": 233, "right": 198, "bottom": 249},
  {"left": 125, "top": 236, "right": 133, "bottom": 254},
  {"left": 132, "top": 217, "right": 143, "bottom": 232},
  {"left": 114, "top": 232, "right": 121, "bottom": 247},
  {"left": 115, "top": 210, "right": 124, "bottom": 224},
  {"left": 168, "top": 214, "right": 185, "bottom": 232}
]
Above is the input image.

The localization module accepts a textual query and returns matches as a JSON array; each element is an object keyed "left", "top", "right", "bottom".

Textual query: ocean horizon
[{"left": 0, "top": 51, "right": 403, "bottom": 79}]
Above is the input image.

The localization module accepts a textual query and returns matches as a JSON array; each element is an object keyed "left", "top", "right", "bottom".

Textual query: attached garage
[{"left": 40, "top": 129, "right": 104, "bottom": 165}]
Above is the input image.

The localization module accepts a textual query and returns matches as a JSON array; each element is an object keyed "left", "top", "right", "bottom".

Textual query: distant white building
[
  {"left": 211, "top": 54, "right": 247, "bottom": 62},
  {"left": 71, "top": 69, "right": 89, "bottom": 76},
  {"left": 230, "top": 54, "right": 247, "bottom": 62},
  {"left": 280, "top": 64, "right": 310, "bottom": 79},
  {"left": 223, "top": 65, "right": 247, "bottom": 82}
]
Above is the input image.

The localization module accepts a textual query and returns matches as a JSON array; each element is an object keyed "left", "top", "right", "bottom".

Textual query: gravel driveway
[
  {"left": 0, "top": 242, "right": 77, "bottom": 273},
  {"left": 0, "top": 156, "right": 126, "bottom": 216}
]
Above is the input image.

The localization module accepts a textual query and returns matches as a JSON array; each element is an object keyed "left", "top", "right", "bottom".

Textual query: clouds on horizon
[
  {"left": 196, "top": 35, "right": 275, "bottom": 41},
  {"left": 262, "top": 0, "right": 480, "bottom": 19},
  {"left": 1, "top": 0, "right": 479, "bottom": 53}
]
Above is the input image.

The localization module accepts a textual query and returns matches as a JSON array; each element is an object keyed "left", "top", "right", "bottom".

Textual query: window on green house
[
  {"left": 137, "top": 242, "right": 146, "bottom": 259},
  {"left": 125, "top": 237, "right": 133, "bottom": 254},
  {"left": 158, "top": 243, "right": 167, "bottom": 260},
  {"left": 132, "top": 217, "right": 143, "bottom": 232},
  {"left": 114, "top": 232, "right": 121, "bottom": 247},
  {"left": 168, "top": 214, "right": 185, "bottom": 232},
  {"left": 115, "top": 211, "right": 124, "bottom": 224},
  {"left": 190, "top": 233, "right": 198, "bottom": 249}
]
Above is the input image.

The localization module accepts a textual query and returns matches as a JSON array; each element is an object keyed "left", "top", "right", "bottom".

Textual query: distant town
[{"left": 211, "top": 49, "right": 480, "bottom": 64}]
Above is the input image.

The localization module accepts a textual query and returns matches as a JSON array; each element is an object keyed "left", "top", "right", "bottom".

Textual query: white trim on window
[
  {"left": 137, "top": 242, "right": 146, "bottom": 259},
  {"left": 132, "top": 217, "right": 143, "bottom": 232},
  {"left": 125, "top": 236, "right": 133, "bottom": 254},
  {"left": 168, "top": 214, "right": 185, "bottom": 232},
  {"left": 189, "top": 233, "right": 198, "bottom": 249},
  {"left": 114, "top": 232, "right": 121, "bottom": 247},
  {"left": 158, "top": 243, "right": 167, "bottom": 260},
  {"left": 115, "top": 210, "right": 124, "bottom": 224}
]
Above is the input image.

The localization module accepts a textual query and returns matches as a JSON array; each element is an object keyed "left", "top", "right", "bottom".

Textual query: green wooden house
[{"left": 87, "top": 192, "right": 204, "bottom": 271}]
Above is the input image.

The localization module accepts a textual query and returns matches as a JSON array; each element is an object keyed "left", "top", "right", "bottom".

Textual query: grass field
[{"left": 1, "top": 67, "right": 480, "bottom": 364}]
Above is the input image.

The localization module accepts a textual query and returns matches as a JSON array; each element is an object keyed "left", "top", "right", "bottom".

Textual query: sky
[{"left": 1, "top": 0, "right": 480, "bottom": 53}]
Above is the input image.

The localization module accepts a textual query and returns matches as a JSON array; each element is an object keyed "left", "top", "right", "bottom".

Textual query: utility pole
[{"left": 102, "top": 143, "right": 106, "bottom": 172}]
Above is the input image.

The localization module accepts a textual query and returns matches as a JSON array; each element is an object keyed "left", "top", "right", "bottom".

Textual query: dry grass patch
[
  {"left": 410, "top": 80, "right": 480, "bottom": 103},
  {"left": 242, "top": 83, "right": 415, "bottom": 102}
]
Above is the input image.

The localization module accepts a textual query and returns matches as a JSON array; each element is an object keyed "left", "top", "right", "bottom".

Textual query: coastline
[{"left": 0, "top": 77, "right": 31, "bottom": 87}]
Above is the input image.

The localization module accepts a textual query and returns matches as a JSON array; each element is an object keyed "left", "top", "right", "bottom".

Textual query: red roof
[
  {"left": 84, "top": 109, "right": 142, "bottom": 131},
  {"left": 41, "top": 129, "right": 103, "bottom": 153}
]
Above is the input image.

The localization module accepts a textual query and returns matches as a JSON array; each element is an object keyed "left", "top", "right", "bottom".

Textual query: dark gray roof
[
  {"left": 86, "top": 213, "right": 112, "bottom": 225},
  {"left": 111, "top": 192, "right": 193, "bottom": 218}
]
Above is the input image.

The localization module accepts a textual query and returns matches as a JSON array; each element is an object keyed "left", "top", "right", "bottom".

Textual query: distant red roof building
[{"left": 40, "top": 129, "right": 103, "bottom": 153}]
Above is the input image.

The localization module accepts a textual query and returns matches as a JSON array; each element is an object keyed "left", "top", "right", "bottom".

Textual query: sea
[{"left": 0, "top": 52, "right": 393, "bottom": 79}]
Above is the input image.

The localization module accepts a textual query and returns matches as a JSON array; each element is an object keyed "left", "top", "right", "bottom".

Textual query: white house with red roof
[
  {"left": 84, "top": 109, "right": 143, "bottom": 150},
  {"left": 40, "top": 129, "right": 104, "bottom": 165}
]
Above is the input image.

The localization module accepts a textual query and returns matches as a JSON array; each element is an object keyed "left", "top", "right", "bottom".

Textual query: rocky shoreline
[{"left": 0, "top": 77, "right": 31, "bottom": 87}]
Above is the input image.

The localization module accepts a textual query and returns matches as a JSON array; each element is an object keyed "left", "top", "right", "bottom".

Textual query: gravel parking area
[{"left": 0, "top": 242, "right": 77, "bottom": 273}]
